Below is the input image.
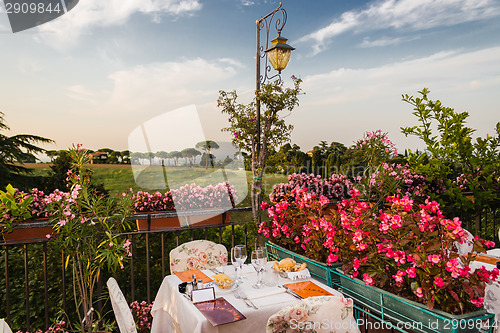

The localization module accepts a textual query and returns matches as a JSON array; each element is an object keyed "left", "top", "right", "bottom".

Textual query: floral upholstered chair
[
  {"left": 266, "top": 295, "right": 360, "bottom": 333},
  {"left": 454, "top": 229, "right": 474, "bottom": 255},
  {"left": 169, "top": 240, "right": 228, "bottom": 273}
]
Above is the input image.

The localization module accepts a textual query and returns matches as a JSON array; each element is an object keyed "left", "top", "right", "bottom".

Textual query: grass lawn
[{"left": 22, "top": 163, "right": 287, "bottom": 206}]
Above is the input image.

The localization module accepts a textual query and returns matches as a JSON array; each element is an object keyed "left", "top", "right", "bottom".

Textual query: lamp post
[{"left": 253, "top": 2, "right": 294, "bottom": 224}]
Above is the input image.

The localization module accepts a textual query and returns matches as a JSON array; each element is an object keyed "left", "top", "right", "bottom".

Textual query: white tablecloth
[{"left": 150, "top": 264, "right": 342, "bottom": 333}]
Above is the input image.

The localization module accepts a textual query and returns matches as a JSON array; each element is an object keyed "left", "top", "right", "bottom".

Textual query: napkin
[
  {"left": 241, "top": 287, "right": 293, "bottom": 308},
  {"left": 286, "top": 268, "right": 311, "bottom": 280},
  {"left": 244, "top": 287, "right": 285, "bottom": 300}
]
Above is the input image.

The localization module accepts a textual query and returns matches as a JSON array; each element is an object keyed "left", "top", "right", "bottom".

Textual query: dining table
[{"left": 150, "top": 263, "right": 343, "bottom": 333}]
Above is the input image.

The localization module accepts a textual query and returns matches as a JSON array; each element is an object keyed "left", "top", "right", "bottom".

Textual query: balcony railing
[
  {"left": 1, "top": 204, "right": 499, "bottom": 332},
  {"left": 1, "top": 207, "right": 254, "bottom": 332}
]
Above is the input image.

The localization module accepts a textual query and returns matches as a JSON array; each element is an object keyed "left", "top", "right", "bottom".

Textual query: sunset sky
[{"left": 1, "top": 0, "right": 499, "bottom": 157}]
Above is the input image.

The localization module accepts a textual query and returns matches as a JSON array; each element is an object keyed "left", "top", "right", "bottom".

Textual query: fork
[
  {"left": 237, "top": 289, "right": 258, "bottom": 309},
  {"left": 234, "top": 289, "right": 258, "bottom": 309}
]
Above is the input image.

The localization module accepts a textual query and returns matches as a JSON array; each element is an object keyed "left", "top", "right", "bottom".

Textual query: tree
[
  {"left": 156, "top": 151, "right": 168, "bottom": 166},
  {"left": 181, "top": 148, "right": 201, "bottom": 166},
  {"left": 195, "top": 140, "right": 220, "bottom": 169},
  {"left": 120, "top": 150, "right": 130, "bottom": 164},
  {"left": 0, "top": 111, "right": 54, "bottom": 188},
  {"left": 168, "top": 151, "right": 182, "bottom": 166},
  {"left": 401, "top": 88, "right": 500, "bottom": 230},
  {"left": 218, "top": 76, "right": 302, "bottom": 220},
  {"left": 200, "top": 153, "right": 216, "bottom": 168}
]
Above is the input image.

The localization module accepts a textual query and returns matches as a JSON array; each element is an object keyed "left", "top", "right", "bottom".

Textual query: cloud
[
  {"left": 35, "top": 0, "right": 202, "bottom": 47},
  {"left": 303, "top": 47, "right": 500, "bottom": 105},
  {"left": 294, "top": 46, "right": 500, "bottom": 149},
  {"left": 106, "top": 57, "right": 241, "bottom": 112},
  {"left": 358, "top": 36, "right": 419, "bottom": 48},
  {"left": 66, "top": 85, "right": 104, "bottom": 104},
  {"left": 298, "top": 0, "right": 500, "bottom": 55},
  {"left": 240, "top": 0, "right": 256, "bottom": 6}
]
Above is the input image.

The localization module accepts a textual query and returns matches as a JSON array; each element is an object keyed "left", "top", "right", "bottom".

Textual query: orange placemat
[
  {"left": 474, "top": 254, "right": 500, "bottom": 266},
  {"left": 174, "top": 269, "right": 213, "bottom": 283},
  {"left": 284, "top": 280, "right": 333, "bottom": 299}
]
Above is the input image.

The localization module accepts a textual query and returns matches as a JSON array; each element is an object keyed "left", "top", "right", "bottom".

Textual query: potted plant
[
  {"left": 46, "top": 145, "right": 134, "bottom": 333},
  {"left": 0, "top": 184, "right": 53, "bottom": 243},
  {"left": 129, "top": 181, "right": 236, "bottom": 231},
  {"left": 259, "top": 187, "right": 498, "bottom": 331}
]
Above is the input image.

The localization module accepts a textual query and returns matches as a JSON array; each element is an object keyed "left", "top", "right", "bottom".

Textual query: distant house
[
  {"left": 307, "top": 150, "right": 313, "bottom": 157},
  {"left": 88, "top": 151, "right": 108, "bottom": 164}
]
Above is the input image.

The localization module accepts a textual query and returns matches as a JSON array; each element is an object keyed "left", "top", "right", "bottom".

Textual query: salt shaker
[
  {"left": 197, "top": 278, "right": 203, "bottom": 289},
  {"left": 192, "top": 274, "right": 198, "bottom": 290}
]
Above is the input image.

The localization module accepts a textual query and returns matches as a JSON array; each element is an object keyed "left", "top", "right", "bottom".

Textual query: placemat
[
  {"left": 174, "top": 269, "right": 213, "bottom": 283},
  {"left": 284, "top": 280, "right": 333, "bottom": 299}
]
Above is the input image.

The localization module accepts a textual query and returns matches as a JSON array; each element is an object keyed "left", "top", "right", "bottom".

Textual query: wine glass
[
  {"left": 231, "top": 245, "right": 247, "bottom": 283},
  {"left": 251, "top": 248, "right": 267, "bottom": 289}
]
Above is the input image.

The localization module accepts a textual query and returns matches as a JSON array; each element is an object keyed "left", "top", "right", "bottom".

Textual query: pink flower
[
  {"left": 427, "top": 254, "right": 441, "bottom": 265},
  {"left": 471, "top": 297, "right": 484, "bottom": 308},
  {"left": 363, "top": 273, "right": 374, "bottom": 285},
  {"left": 416, "top": 287, "right": 423, "bottom": 298},
  {"left": 434, "top": 276, "right": 445, "bottom": 288}
]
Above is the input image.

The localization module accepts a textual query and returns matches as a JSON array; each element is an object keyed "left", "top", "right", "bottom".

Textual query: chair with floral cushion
[
  {"left": 169, "top": 240, "right": 228, "bottom": 273},
  {"left": 454, "top": 228, "right": 474, "bottom": 255},
  {"left": 266, "top": 295, "right": 360, "bottom": 333}
]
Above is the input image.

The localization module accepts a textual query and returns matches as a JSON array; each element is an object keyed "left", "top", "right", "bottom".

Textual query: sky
[{"left": 1, "top": 0, "right": 499, "bottom": 157}]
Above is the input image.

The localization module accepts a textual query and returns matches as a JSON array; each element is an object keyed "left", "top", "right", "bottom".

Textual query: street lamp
[{"left": 253, "top": 2, "right": 294, "bottom": 223}]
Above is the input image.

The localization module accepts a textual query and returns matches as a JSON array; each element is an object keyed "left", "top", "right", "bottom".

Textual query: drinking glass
[
  {"left": 231, "top": 245, "right": 247, "bottom": 283},
  {"left": 251, "top": 248, "right": 267, "bottom": 289}
]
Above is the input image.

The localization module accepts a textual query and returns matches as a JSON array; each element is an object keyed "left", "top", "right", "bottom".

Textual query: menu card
[
  {"left": 174, "top": 269, "right": 213, "bottom": 283},
  {"left": 284, "top": 280, "right": 333, "bottom": 299},
  {"left": 193, "top": 297, "right": 246, "bottom": 326}
]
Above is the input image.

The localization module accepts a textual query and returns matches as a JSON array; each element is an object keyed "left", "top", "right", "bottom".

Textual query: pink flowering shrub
[
  {"left": 354, "top": 130, "right": 398, "bottom": 167},
  {"left": 259, "top": 188, "right": 499, "bottom": 314},
  {"left": 171, "top": 182, "right": 237, "bottom": 211},
  {"left": 129, "top": 190, "right": 174, "bottom": 212},
  {"left": 269, "top": 173, "right": 353, "bottom": 204},
  {"left": 356, "top": 162, "right": 446, "bottom": 206},
  {"left": 130, "top": 301, "right": 153, "bottom": 333},
  {"left": 128, "top": 182, "right": 237, "bottom": 213}
]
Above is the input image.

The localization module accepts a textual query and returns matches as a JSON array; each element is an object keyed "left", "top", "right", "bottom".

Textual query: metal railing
[
  {"left": 2, "top": 203, "right": 499, "bottom": 332},
  {"left": 1, "top": 207, "right": 254, "bottom": 332}
]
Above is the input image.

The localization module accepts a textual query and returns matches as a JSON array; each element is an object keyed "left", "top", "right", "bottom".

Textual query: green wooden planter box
[
  {"left": 332, "top": 268, "right": 494, "bottom": 333},
  {"left": 265, "top": 241, "right": 342, "bottom": 286}
]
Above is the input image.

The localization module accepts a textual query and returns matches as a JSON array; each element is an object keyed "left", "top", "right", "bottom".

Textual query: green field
[{"left": 24, "top": 163, "right": 287, "bottom": 206}]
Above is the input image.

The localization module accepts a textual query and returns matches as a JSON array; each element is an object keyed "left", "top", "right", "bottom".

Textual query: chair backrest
[
  {"left": 106, "top": 277, "right": 138, "bottom": 333},
  {"left": 0, "top": 319, "right": 12, "bottom": 333},
  {"left": 454, "top": 229, "right": 474, "bottom": 255},
  {"left": 266, "top": 295, "right": 360, "bottom": 333},
  {"left": 169, "top": 240, "right": 228, "bottom": 273},
  {"left": 0, "top": 319, "right": 13, "bottom": 333}
]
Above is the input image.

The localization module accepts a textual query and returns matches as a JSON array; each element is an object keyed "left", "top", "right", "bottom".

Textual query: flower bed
[
  {"left": 128, "top": 182, "right": 236, "bottom": 230},
  {"left": 332, "top": 268, "right": 494, "bottom": 333},
  {"left": 259, "top": 184, "right": 499, "bottom": 315}
]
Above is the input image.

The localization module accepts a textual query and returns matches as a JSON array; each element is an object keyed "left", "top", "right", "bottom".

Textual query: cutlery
[
  {"left": 279, "top": 285, "right": 303, "bottom": 299},
  {"left": 239, "top": 291, "right": 259, "bottom": 309},
  {"left": 234, "top": 289, "right": 258, "bottom": 309}
]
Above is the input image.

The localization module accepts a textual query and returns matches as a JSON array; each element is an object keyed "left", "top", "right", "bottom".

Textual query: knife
[{"left": 282, "top": 285, "right": 303, "bottom": 299}]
